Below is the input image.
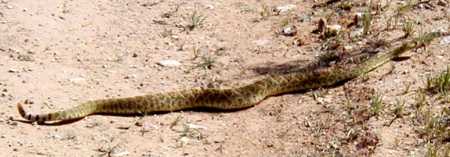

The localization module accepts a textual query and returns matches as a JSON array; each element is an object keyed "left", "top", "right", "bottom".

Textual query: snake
[{"left": 17, "top": 32, "right": 444, "bottom": 123}]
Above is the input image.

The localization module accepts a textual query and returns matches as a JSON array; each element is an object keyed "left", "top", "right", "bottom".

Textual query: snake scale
[{"left": 17, "top": 32, "right": 444, "bottom": 123}]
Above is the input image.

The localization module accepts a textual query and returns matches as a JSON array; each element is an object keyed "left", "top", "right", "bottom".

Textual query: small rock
[
  {"left": 437, "top": 0, "right": 447, "bottom": 6},
  {"left": 352, "top": 12, "right": 364, "bottom": 27},
  {"left": 124, "top": 74, "right": 137, "bottom": 79},
  {"left": 344, "top": 45, "right": 353, "bottom": 51},
  {"left": 24, "top": 99, "right": 33, "bottom": 104},
  {"left": 49, "top": 134, "right": 64, "bottom": 140},
  {"left": 186, "top": 123, "right": 207, "bottom": 130},
  {"left": 205, "top": 4, "right": 214, "bottom": 9},
  {"left": 293, "top": 36, "right": 305, "bottom": 46},
  {"left": 440, "top": 35, "right": 450, "bottom": 45},
  {"left": 132, "top": 53, "right": 138, "bottom": 58},
  {"left": 298, "top": 14, "right": 312, "bottom": 22},
  {"left": 69, "top": 77, "right": 86, "bottom": 84},
  {"left": 7, "top": 68, "right": 19, "bottom": 73},
  {"left": 280, "top": 25, "right": 297, "bottom": 36},
  {"left": 274, "top": 4, "right": 296, "bottom": 15},
  {"left": 253, "top": 39, "right": 271, "bottom": 46},
  {"left": 350, "top": 28, "right": 364, "bottom": 38},
  {"left": 111, "top": 151, "right": 129, "bottom": 157},
  {"left": 157, "top": 60, "right": 181, "bottom": 67},
  {"left": 326, "top": 25, "right": 342, "bottom": 33},
  {"left": 109, "top": 146, "right": 129, "bottom": 157},
  {"left": 179, "top": 136, "right": 191, "bottom": 145},
  {"left": 325, "top": 24, "right": 342, "bottom": 37}
]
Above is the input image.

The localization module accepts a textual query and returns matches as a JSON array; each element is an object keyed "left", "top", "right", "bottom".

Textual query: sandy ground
[{"left": 0, "top": 0, "right": 449, "bottom": 156}]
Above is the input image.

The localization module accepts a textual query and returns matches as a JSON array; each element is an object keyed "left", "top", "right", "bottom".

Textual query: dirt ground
[{"left": 0, "top": 0, "right": 449, "bottom": 156}]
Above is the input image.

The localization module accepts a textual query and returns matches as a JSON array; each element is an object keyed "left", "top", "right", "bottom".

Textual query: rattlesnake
[{"left": 17, "top": 32, "right": 444, "bottom": 123}]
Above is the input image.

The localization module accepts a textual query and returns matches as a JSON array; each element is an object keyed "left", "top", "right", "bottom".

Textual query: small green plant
[
  {"left": 387, "top": 99, "right": 405, "bottom": 126},
  {"left": 169, "top": 116, "right": 206, "bottom": 148},
  {"left": 417, "top": 107, "right": 448, "bottom": 144},
  {"left": 414, "top": 89, "right": 428, "bottom": 109},
  {"left": 402, "top": 20, "right": 415, "bottom": 38},
  {"left": 380, "top": 0, "right": 393, "bottom": 11},
  {"left": 362, "top": 4, "right": 372, "bottom": 36},
  {"left": 426, "top": 67, "right": 450, "bottom": 95},
  {"left": 392, "top": 100, "right": 405, "bottom": 118},
  {"left": 385, "top": 16, "right": 395, "bottom": 31},
  {"left": 187, "top": 11, "right": 206, "bottom": 31},
  {"left": 425, "top": 142, "right": 450, "bottom": 157},
  {"left": 369, "top": 93, "right": 384, "bottom": 117},
  {"left": 426, "top": 142, "right": 438, "bottom": 157},
  {"left": 402, "top": 83, "right": 412, "bottom": 95},
  {"left": 196, "top": 55, "right": 216, "bottom": 70},
  {"left": 396, "top": 0, "right": 415, "bottom": 16},
  {"left": 338, "top": 1, "right": 353, "bottom": 10},
  {"left": 259, "top": 4, "right": 271, "bottom": 20},
  {"left": 280, "top": 17, "right": 291, "bottom": 27}
]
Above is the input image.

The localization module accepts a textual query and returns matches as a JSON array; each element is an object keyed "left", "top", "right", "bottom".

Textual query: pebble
[
  {"left": 344, "top": 45, "right": 353, "bottom": 51},
  {"left": 123, "top": 74, "right": 137, "bottom": 79},
  {"left": 274, "top": 4, "right": 296, "bottom": 15},
  {"left": 253, "top": 39, "right": 271, "bottom": 46},
  {"left": 205, "top": 4, "right": 214, "bottom": 9},
  {"left": 109, "top": 146, "right": 129, "bottom": 157},
  {"left": 179, "top": 136, "right": 191, "bottom": 145},
  {"left": 111, "top": 151, "right": 129, "bottom": 157},
  {"left": 186, "top": 123, "right": 207, "bottom": 130},
  {"left": 440, "top": 35, "right": 450, "bottom": 45},
  {"left": 325, "top": 24, "right": 342, "bottom": 37},
  {"left": 157, "top": 59, "right": 181, "bottom": 67},
  {"left": 298, "top": 14, "right": 312, "bottom": 22},
  {"left": 350, "top": 28, "right": 364, "bottom": 38},
  {"left": 437, "top": 0, "right": 447, "bottom": 6},
  {"left": 326, "top": 25, "right": 342, "bottom": 33},
  {"left": 69, "top": 77, "right": 86, "bottom": 84},
  {"left": 7, "top": 68, "right": 19, "bottom": 73},
  {"left": 281, "top": 25, "right": 297, "bottom": 36},
  {"left": 49, "top": 134, "right": 64, "bottom": 140}
]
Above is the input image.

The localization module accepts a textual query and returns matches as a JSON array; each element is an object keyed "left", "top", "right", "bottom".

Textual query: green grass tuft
[
  {"left": 187, "top": 11, "right": 206, "bottom": 31},
  {"left": 426, "top": 67, "right": 450, "bottom": 95},
  {"left": 369, "top": 93, "right": 384, "bottom": 117}
]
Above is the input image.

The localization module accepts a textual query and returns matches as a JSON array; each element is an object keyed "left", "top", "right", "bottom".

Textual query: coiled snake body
[{"left": 17, "top": 32, "right": 443, "bottom": 123}]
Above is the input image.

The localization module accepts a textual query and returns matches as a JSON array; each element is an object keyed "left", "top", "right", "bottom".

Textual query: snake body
[{"left": 17, "top": 32, "right": 443, "bottom": 123}]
